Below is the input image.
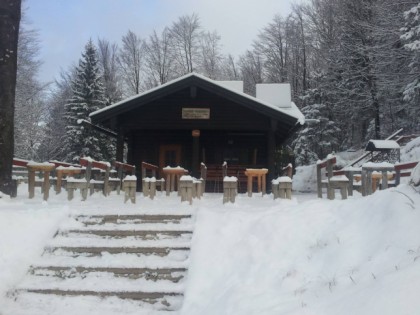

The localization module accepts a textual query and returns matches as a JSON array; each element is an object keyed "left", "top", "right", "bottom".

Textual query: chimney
[{"left": 256, "top": 83, "right": 291, "bottom": 108}]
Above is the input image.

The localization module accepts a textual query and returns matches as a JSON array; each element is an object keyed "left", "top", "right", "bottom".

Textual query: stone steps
[
  {"left": 59, "top": 229, "right": 193, "bottom": 238},
  {"left": 75, "top": 214, "right": 192, "bottom": 225},
  {"left": 46, "top": 246, "right": 190, "bottom": 257},
  {"left": 19, "top": 288, "right": 182, "bottom": 301},
  {"left": 7, "top": 211, "right": 194, "bottom": 312},
  {"left": 29, "top": 266, "right": 187, "bottom": 282}
]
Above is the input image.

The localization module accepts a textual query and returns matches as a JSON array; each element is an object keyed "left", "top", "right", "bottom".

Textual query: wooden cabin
[{"left": 89, "top": 73, "right": 304, "bottom": 190}]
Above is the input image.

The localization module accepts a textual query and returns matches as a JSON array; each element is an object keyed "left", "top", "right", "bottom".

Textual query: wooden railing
[
  {"left": 141, "top": 161, "right": 159, "bottom": 179},
  {"left": 394, "top": 161, "right": 419, "bottom": 185}
]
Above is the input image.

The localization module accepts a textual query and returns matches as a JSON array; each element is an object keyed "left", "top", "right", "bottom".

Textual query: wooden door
[{"left": 159, "top": 144, "right": 182, "bottom": 170}]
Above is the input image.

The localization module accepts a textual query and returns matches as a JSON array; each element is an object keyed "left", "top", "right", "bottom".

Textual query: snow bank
[
  {"left": 401, "top": 136, "right": 420, "bottom": 162},
  {"left": 0, "top": 186, "right": 69, "bottom": 301},
  {"left": 182, "top": 186, "right": 420, "bottom": 315},
  {"left": 293, "top": 164, "right": 318, "bottom": 192}
]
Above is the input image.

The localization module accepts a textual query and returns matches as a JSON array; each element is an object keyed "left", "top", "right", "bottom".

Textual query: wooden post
[
  {"left": 381, "top": 170, "right": 388, "bottom": 189},
  {"left": 340, "top": 186, "right": 347, "bottom": 200},
  {"left": 192, "top": 134, "right": 199, "bottom": 178},
  {"left": 43, "top": 171, "right": 50, "bottom": 201},
  {"left": 150, "top": 180, "right": 156, "bottom": 200},
  {"left": 366, "top": 170, "right": 373, "bottom": 195},
  {"left": 200, "top": 162, "right": 207, "bottom": 193},
  {"left": 247, "top": 175, "right": 253, "bottom": 197},
  {"left": 123, "top": 178, "right": 137, "bottom": 204},
  {"left": 103, "top": 166, "right": 110, "bottom": 196},
  {"left": 326, "top": 160, "right": 334, "bottom": 199},
  {"left": 165, "top": 174, "right": 171, "bottom": 196},
  {"left": 116, "top": 166, "right": 123, "bottom": 195},
  {"left": 272, "top": 181, "right": 279, "bottom": 199},
  {"left": 223, "top": 178, "right": 237, "bottom": 204},
  {"left": 116, "top": 128, "right": 124, "bottom": 163},
  {"left": 267, "top": 127, "right": 276, "bottom": 183},
  {"left": 347, "top": 171, "right": 354, "bottom": 196},
  {"left": 328, "top": 183, "right": 335, "bottom": 200},
  {"left": 67, "top": 182, "right": 75, "bottom": 201},
  {"left": 317, "top": 164, "right": 322, "bottom": 198},
  {"left": 279, "top": 181, "right": 292, "bottom": 199},
  {"left": 395, "top": 169, "right": 401, "bottom": 186},
  {"left": 180, "top": 177, "right": 193, "bottom": 205},
  {"left": 28, "top": 169, "right": 35, "bottom": 199},
  {"left": 142, "top": 178, "right": 150, "bottom": 197},
  {"left": 361, "top": 169, "right": 367, "bottom": 197}
]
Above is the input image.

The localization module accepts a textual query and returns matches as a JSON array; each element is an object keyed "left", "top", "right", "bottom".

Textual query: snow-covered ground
[
  {"left": 1, "top": 137, "right": 420, "bottom": 314},
  {"left": 182, "top": 185, "right": 420, "bottom": 315},
  {"left": 0, "top": 182, "right": 419, "bottom": 314}
]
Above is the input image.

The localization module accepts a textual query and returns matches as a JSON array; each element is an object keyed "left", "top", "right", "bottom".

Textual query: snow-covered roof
[
  {"left": 256, "top": 83, "right": 291, "bottom": 108},
  {"left": 366, "top": 140, "right": 400, "bottom": 150},
  {"left": 90, "top": 72, "right": 305, "bottom": 125}
]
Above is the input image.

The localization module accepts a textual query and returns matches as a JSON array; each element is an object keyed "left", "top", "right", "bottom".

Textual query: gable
[{"left": 90, "top": 73, "right": 304, "bottom": 132}]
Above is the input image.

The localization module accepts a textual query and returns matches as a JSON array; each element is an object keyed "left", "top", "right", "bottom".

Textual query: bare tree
[
  {"left": 144, "top": 28, "right": 174, "bottom": 88},
  {"left": 118, "top": 30, "right": 145, "bottom": 96},
  {"left": 239, "top": 50, "right": 263, "bottom": 96},
  {"left": 14, "top": 21, "right": 48, "bottom": 160},
  {"left": 97, "top": 38, "right": 122, "bottom": 104},
  {"left": 221, "top": 54, "right": 240, "bottom": 80},
  {"left": 0, "top": 0, "right": 21, "bottom": 196},
  {"left": 199, "top": 30, "right": 223, "bottom": 79},
  {"left": 254, "top": 14, "right": 289, "bottom": 83},
  {"left": 170, "top": 13, "right": 202, "bottom": 75}
]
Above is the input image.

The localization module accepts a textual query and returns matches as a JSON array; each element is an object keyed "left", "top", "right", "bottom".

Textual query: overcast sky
[{"left": 26, "top": 0, "right": 295, "bottom": 83}]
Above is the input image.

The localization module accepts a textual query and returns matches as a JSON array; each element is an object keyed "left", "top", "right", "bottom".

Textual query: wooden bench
[
  {"left": 26, "top": 162, "right": 56, "bottom": 201},
  {"left": 223, "top": 176, "right": 238, "bottom": 203},
  {"left": 244, "top": 168, "right": 268, "bottom": 197},
  {"left": 317, "top": 155, "right": 349, "bottom": 200},
  {"left": 49, "top": 160, "right": 83, "bottom": 194},
  {"left": 141, "top": 161, "right": 164, "bottom": 192},
  {"left": 360, "top": 162, "right": 395, "bottom": 196},
  {"left": 272, "top": 176, "right": 292, "bottom": 200},
  {"left": 205, "top": 163, "right": 254, "bottom": 193},
  {"left": 113, "top": 161, "right": 136, "bottom": 194},
  {"left": 123, "top": 175, "right": 137, "bottom": 203},
  {"left": 162, "top": 166, "right": 188, "bottom": 196},
  {"left": 13, "top": 158, "right": 57, "bottom": 200},
  {"left": 80, "top": 158, "right": 111, "bottom": 196},
  {"left": 204, "top": 163, "right": 225, "bottom": 192}
]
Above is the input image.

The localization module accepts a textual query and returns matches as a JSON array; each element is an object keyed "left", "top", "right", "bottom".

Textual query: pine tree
[
  {"left": 293, "top": 87, "right": 341, "bottom": 165},
  {"left": 401, "top": 3, "right": 420, "bottom": 131},
  {"left": 62, "top": 40, "right": 114, "bottom": 162}
]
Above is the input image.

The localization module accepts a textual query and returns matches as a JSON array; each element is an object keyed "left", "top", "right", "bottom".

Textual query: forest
[{"left": 15, "top": 0, "right": 420, "bottom": 166}]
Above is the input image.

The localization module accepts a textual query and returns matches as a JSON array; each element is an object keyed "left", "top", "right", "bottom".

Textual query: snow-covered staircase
[{"left": 7, "top": 211, "right": 194, "bottom": 314}]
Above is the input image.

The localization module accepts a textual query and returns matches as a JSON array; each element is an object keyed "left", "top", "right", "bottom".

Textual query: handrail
[
  {"left": 13, "top": 158, "right": 30, "bottom": 167},
  {"left": 141, "top": 161, "right": 159, "bottom": 179},
  {"left": 114, "top": 161, "right": 136, "bottom": 173},
  {"left": 80, "top": 157, "right": 110, "bottom": 170},
  {"left": 394, "top": 160, "right": 419, "bottom": 185},
  {"left": 49, "top": 160, "right": 81, "bottom": 168}
]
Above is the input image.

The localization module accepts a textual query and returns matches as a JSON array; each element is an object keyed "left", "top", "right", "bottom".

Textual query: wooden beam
[{"left": 116, "top": 128, "right": 125, "bottom": 162}]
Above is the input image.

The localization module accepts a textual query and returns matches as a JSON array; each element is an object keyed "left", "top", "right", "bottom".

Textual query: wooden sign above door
[{"left": 182, "top": 108, "right": 210, "bottom": 119}]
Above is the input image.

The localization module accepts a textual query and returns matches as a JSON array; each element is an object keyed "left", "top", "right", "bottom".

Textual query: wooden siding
[
  {"left": 119, "top": 87, "right": 272, "bottom": 132},
  {"left": 128, "top": 129, "right": 269, "bottom": 177}
]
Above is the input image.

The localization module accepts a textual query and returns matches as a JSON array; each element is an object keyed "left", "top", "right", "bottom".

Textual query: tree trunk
[{"left": 0, "top": 0, "right": 21, "bottom": 195}]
